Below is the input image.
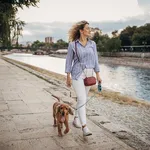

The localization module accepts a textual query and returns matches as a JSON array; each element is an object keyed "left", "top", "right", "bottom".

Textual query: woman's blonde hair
[{"left": 68, "top": 20, "right": 89, "bottom": 42}]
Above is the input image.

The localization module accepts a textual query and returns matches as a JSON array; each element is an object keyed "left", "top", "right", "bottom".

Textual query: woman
[{"left": 65, "top": 20, "right": 102, "bottom": 136}]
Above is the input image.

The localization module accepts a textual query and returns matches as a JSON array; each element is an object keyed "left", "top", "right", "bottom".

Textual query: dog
[{"left": 53, "top": 101, "right": 74, "bottom": 137}]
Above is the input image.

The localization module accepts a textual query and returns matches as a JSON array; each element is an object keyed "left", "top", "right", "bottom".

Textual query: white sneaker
[
  {"left": 72, "top": 117, "right": 81, "bottom": 128},
  {"left": 82, "top": 126, "right": 92, "bottom": 136}
]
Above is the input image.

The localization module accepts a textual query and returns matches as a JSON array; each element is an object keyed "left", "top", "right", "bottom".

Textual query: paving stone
[
  {"left": 53, "top": 134, "right": 79, "bottom": 148},
  {"left": 34, "top": 113, "right": 54, "bottom": 126},
  {"left": 27, "top": 103, "right": 51, "bottom": 113},
  {"left": 8, "top": 103, "right": 32, "bottom": 115},
  {"left": 20, "top": 128, "right": 50, "bottom": 140},
  {"left": 12, "top": 114, "right": 43, "bottom": 131},
  {"left": 0, "top": 130, "right": 21, "bottom": 143},
  {"left": 2, "top": 92, "right": 21, "bottom": 101},
  {"left": 102, "top": 122, "right": 133, "bottom": 134},
  {"left": 45, "top": 89, "right": 65, "bottom": 100},
  {"left": 7, "top": 100, "right": 25, "bottom": 105},
  {"left": 0, "top": 104, "right": 8, "bottom": 112},
  {"left": 88, "top": 116, "right": 111, "bottom": 124}
]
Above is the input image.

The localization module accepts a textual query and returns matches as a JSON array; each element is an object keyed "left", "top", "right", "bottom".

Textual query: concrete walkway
[{"left": 0, "top": 58, "right": 134, "bottom": 150}]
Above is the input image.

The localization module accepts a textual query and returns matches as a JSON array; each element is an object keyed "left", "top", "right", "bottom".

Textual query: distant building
[{"left": 45, "top": 37, "right": 53, "bottom": 43}]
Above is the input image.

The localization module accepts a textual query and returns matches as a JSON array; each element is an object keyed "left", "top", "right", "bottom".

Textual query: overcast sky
[{"left": 17, "top": 0, "right": 150, "bottom": 43}]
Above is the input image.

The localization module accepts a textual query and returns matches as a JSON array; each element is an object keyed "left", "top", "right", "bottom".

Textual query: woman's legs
[
  {"left": 72, "top": 79, "right": 91, "bottom": 126},
  {"left": 72, "top": 78, "right": 87, "bottom": 126}
]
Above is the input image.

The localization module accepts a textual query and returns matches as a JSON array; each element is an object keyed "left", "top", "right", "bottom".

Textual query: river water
[{"left": 4, "top": 53, "right": 150, "bottom": 101}]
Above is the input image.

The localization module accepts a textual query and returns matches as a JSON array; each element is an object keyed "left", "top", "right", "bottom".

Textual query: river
[{"left": 4, "top": 53, "right": 150, "bottom": 101}]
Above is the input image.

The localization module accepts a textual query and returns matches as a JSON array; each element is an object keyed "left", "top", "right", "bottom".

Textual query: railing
[{"left": 120, "top": 45, "right": 150, "bottom": 52}]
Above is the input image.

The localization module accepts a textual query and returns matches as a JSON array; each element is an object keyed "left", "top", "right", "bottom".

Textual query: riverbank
[
  {"left": 50, "top": 53, "right": 150, "bottom": 69},
  {"left": 2, "top": 56, "right": 150, "bottom": 150}
]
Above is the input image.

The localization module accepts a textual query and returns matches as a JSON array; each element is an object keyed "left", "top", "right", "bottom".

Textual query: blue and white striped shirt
[{"left": 65, "top": 39, "right": 100, "bottom": 80}]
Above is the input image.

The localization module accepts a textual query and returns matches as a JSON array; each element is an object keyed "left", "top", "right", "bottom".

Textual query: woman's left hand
[{"left": 96, "top": 76, "right": 102, "bottom": 84}]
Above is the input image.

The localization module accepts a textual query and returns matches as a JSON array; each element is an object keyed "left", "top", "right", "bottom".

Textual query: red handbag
[
  {"left": 84, "top": 76, "right": 96, "bottom": 86},
  {"left": 75, "top": 42, "right": 96, "bottom": 86}
]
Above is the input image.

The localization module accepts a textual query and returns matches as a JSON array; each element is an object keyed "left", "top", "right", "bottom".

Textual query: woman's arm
[
  {"left": 93, "top": 41, "right": 102, "bottom": 83},
  {"left": 93, "top": 41, "right": 100, "bottom": 72},
  {"left": 65, "top": 42, "right": 74, "bottom": 87},
  {"left": 65, "top": 42, "right": 74, "bottom": 73}
]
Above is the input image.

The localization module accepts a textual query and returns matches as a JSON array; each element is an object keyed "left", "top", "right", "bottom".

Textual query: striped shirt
[{"left": 65, "top": 39, "right": 100, "bottom": 80}]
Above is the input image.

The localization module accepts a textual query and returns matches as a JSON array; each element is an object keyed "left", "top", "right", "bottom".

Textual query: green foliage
[
  {"left": 31, "top": 39, "right": 68, "bottom": 51},
  {"left": 132, "top": 23, "right": 150, "bottom": 45},
  {"left": 119, "top": 26, "right": 137, "bottom": 46},
  {"left": 92, "top": 32, "right": 110, "bottom": 52},
  {"left": 105, "top": 37, "right": 121, "bottom": 52},
  {"left": 0, "top": 0, "right": 39, "bottom": 47}
]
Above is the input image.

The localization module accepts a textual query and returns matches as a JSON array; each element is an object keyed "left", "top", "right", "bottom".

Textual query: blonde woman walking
[{"left": 65, "top": 20, "right": 102, "bottom": 136}]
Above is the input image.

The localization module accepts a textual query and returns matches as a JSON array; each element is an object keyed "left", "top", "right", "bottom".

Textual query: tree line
[{"left": 92, "top": 23, "right": 150, "bottom": 52}]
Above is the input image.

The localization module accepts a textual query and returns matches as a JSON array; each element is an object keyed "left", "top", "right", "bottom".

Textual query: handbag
[{"left": 75, "top": 42, "right": 96, "bottom": 86}]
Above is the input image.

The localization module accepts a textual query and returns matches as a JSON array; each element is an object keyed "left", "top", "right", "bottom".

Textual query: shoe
[
  {"left": 82, "top": 126, "right": 92, "bottom": 136},
  {"left": 72, "top": 117, "right": 81, "bottom": 128}
]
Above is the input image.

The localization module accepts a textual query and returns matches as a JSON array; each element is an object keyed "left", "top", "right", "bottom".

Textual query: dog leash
[
  {"left": 73, "top": 83, "right": 102, "bottom": 111},
  {"left": 51, "top": 84, "right": 102, "bottom": 111}
]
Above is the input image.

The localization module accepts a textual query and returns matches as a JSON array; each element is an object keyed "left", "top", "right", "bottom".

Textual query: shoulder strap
[{"left": 75, "top": 42, "right": 80, "bottom": 62}]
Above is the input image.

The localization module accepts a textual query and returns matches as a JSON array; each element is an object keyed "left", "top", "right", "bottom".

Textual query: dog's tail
[{"left": 52, "top": 94, "right": 60, "bottom": 102}]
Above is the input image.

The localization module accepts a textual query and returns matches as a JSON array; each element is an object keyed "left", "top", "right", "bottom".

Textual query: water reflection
[{"left": 5, "top": 54, "right": 150, "bottom": 101}]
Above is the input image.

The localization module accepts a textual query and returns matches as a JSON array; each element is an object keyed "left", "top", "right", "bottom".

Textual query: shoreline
[{"left": 2, "top": 56, "right": 150, "bottom": 150}]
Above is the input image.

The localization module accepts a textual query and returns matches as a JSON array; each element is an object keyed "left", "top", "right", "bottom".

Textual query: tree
[
  {"left": 112, "top": 30, "right": 118, "bottom": 38},
  {"left": 91, "top": 32, "right": 110, "bottom": 52},
  {"left": 92, "top": 32, "right": 101, "bottom": 44},
  {"left": 31, "top": 40, "right": 41, "bottom": 50},
  {"left": 57, "top": 39, "right": 68, "bottom": 49},
  {"left": 0, "top": 0, "right": 39, "bottom": 47},
  {"left": 132, "top": 23, "right": 150, "bottom": 45},
  {"left": 105, "top": 37, "right": 121, "bottom": 52},
  {"left": 119, "top": 26, "right": 137, "bottom": 46}
]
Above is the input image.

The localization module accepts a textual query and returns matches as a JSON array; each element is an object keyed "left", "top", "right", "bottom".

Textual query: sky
[{"left": 17, "top": 0, "right": 150, "bottom": 43}]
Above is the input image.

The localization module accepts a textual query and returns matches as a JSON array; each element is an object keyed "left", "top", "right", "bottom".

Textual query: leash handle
[{"left": 98, "top": 83, "right": 102, "bottom": 92}]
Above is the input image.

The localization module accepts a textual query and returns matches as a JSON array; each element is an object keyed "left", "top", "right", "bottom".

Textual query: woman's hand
[
  {"left": 96, "top": 72, "right": 102, "bottom": 84},
  {"left": 97, "top": 76, "right": 102, "bottom": 84},
  {"left": 66, "top": 74, "right": 71, "bottom": 87}
]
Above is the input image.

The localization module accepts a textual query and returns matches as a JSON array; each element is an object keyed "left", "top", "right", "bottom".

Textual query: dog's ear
[
  {"left": 56, "top": 106, "right": 61, "bottom": 114},
  {"left": 69, "top": 107, "right": 74, "bottom": 115}
]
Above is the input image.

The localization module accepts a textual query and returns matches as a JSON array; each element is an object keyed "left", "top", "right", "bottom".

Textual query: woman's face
[{"left": 80, "top": 24, "right": 91, "bottom": 37}]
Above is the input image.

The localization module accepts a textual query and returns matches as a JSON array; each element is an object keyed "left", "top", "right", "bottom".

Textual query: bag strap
[{"left": 75, "top": 41, "right": 80, "bottom": 62}]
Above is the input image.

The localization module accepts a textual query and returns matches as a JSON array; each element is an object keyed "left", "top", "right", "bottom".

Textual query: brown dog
[{"left": 53, "top": 102, "right": 74, "bottom": 137}]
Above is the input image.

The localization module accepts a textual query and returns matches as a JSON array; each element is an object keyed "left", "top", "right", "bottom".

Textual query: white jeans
[{"left": 72, "top": 69, "right": 93, "bottom": 126}]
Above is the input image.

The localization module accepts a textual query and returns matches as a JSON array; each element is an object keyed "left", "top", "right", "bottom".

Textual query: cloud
[
  {"left": 19, "top": 13, "right": 150, "bottom": 43},
  {"left": 137, "top": 0, "right": 150, "bottom": 13}
]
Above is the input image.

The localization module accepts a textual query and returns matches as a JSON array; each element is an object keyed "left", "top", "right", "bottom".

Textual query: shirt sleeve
[
  {"left": 93, "top": 41, "right": 100, "bottom": 72},
  {"left": 65, "top": 42, "right": 74, "bottom": 73}
]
